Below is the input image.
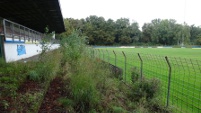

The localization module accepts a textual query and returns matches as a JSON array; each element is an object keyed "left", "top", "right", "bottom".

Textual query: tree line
[{"left": 59, "top": 15, "right": 201, "bottom": 46}]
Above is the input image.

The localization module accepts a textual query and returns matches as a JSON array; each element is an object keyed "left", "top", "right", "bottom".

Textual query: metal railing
[
  {"left": 3, "top": 19, "right": 43, "bottom": 43},
  {"left": 94, "top": 49, "right": 201, "bottom": 113}
]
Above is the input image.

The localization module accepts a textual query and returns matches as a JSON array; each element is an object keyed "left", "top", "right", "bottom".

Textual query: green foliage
[
  {"left": 17, "top": 92, "right": 43, "bottom": 112},
  {"left": 60, "top": 32, "right": 128, "bottom": 112},
  {"left": 196, "top": 37, "right": 201, "bottom": 45},
  {"left": 27, "top": 50, "right": 62, "bottom": 82},
  {"left": 28, "top": 70, "right": 39, "bottom": 81},
  {"left": 119, "top": 36, "right": 131, "bottom": 44},
  {"left": 62, "top": 16, "right": 141, "bottom": 45},
  {"left": 0, "top": 100, "right": 9, "bottom": 109},
  {"left": 0, "top": 77, "right": 18, "bottom": 97},
  {"left": 27, "top": 60, "right": 52, "bottom": 82},
  {"left": 112, "top": 106, "right": 127, "bottom": 113},
  {"left": 0, "top": 76, "right": 19, "bottom": 110},
  {"left": 0, "top": 62, "right": 30, "bottom": 95},
  {"left": 0, "top": 58, "right": 36, "bottom": 111},
  {"left": 0, "top": 58, "right": 6, "bottom": 67},
  {"left": 128, "top": 78, "right": 161, "bottom": 102},
  {"left": 58, "top": 31, "right": 171, "bottom": 112},
  {"left": 40, "top": 27, "right": 55, "bottom": 56},
  {"left": 70, "top": 74, "right": 100, "bottom": 112},
  {"left": 126, "top": 78, "right": 171, "bottom": 112},
  {"left": 63, "top": 16, "right": 201, "bottom": 46},
  {"left": 141, "top": 19, "right": 199, "bottom": 46},
  {"left": 58, "top": 98, "right": 74, "bottom": 107},
  {"left": 131, "top": 67, "right": 140, "bottom": 83},
  {"left": 27, "top": 29, "right": 62, "bottom": 82},
  {"left": 36, "top": 62, "right": 52, "bottom": 81},
  {"left": 0, "top": 33, "right": 62, "bottom": 111},
  {"left": 60, "top": 31, "right": 86, "bottom": 65},
  {"left": 60, "top": 32, "right": 101, "bottom": 112}
]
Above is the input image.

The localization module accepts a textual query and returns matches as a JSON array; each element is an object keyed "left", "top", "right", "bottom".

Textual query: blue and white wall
[{"left": 4, "top": 43, "right": 60, "bottom": 62}]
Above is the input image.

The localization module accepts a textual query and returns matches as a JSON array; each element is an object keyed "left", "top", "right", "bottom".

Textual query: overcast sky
[{"left": 59, "top": 0, "right": 201, "bottom": 28}]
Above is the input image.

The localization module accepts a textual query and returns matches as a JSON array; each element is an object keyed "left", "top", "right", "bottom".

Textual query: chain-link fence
[{"left": 93, "top": 49, "right": 201, "bottom": 113}]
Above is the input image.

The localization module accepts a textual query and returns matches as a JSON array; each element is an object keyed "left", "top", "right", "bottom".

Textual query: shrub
[
  {"left": 60, "top": 31, "right": 86, "bottom": 68},
  {"left": 126, "top": 77, "right": 172, "bottom": 112},
  {"left": 110, "top": 64, "right": 123, "bottom": 80},
  {"left": 130, "top": 67, "right": 140, "bottom": 83},
  {"left": 129, "top": 78, "right": 161, "bottom": 102}
]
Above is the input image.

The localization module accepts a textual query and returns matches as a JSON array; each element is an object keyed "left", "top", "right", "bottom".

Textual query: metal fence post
[
  {"left": 106, "top": 49, "right": 110, "bottom": 63},
  {"left": 113, "top": 50, "right": 117, "bottom": 76},
  {"left": 138, "top": 53, "right": 143, "bottom": 81},
  {"left": 122, "top": 51, "right": 127, "bottom": 82},
  {"left": 101, "top": 49, "right": 105, "bottom": 61},
  {"left": 98, "top": 49, "right": 101, "bottom": 59},
  {"left": 92, "top": 49, "right": 95, "bottom": 58},
  {"left": 165, "top": 56, "right": 172, "bottom": 107}
]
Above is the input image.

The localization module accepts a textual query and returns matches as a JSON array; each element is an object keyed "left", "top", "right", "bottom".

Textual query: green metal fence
[{"left": 94, "top": 49, "right": 201, "bottom": 113}]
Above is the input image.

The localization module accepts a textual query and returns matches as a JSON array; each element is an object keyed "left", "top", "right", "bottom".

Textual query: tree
[
  {"left": 189, "top": 25, "right": 201, "bottom": 45},
  {"left": 142, "top": 23, "right": 153, "bottom": 43},
  {"left": 181, "top": 23, "right": 191, "bottom": 46},
  {"left": 196, "top": 37, "right": 201, "bottom": 45},
  {"left": 119, "top": 36, "right": 131, "bottom": 44},
  {"left": 129, "top": 22, "right": 141, "bottom": 43},
  {"left": 59, "top": 16, "right": 201, "bottom": 46}
]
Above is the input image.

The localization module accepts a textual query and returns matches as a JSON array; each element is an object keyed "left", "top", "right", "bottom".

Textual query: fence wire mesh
[{"left": 94, "top": 49, "right": 201, "bottom": 113}]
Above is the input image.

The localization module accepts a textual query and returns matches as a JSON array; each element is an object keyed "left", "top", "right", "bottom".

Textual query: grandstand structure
[{"left": 0, "top": 0, "right": 65, "bottom": 62}]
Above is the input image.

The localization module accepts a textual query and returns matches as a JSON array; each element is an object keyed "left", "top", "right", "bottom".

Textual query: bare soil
[{"left": 38, "top": 77, "right": 67, "bottom": 113}]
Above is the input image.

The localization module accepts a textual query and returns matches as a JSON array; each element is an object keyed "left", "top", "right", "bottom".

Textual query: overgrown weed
[{"left": 58, "top": 31, "right": 172, "bottom": 113}]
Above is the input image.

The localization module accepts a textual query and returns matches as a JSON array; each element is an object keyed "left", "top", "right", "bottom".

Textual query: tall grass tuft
[
  {"left": 60, "top": 31, "right": 101, "bottom": 112},
  {"left": 60, "top": 31, "right": 86, "bottom": 68}
]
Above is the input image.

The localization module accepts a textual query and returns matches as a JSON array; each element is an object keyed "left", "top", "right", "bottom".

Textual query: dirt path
[{"left": 38, "top": 77, "right": 66, "bottom": 113}]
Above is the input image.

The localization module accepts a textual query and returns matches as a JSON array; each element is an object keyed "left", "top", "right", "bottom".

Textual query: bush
[
  {"left": 110, "top": 64, "right": 123, "bottom": 80},
  {"left": 60, "top": 31, "right": 86, "bottom": 67},
  {"left": 131, "top": 67, "right": 140, "bottom": 83},
  {"left": 129, "top": 78, "right": 161, "bottom": 102},
  {"left": 126, "top": 77, "right": 172, "bottom": 112}
]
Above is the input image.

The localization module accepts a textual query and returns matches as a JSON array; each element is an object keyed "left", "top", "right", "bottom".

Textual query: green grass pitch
[{"left": 95, "top": 48, "right": 201, "bottom": 113}]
